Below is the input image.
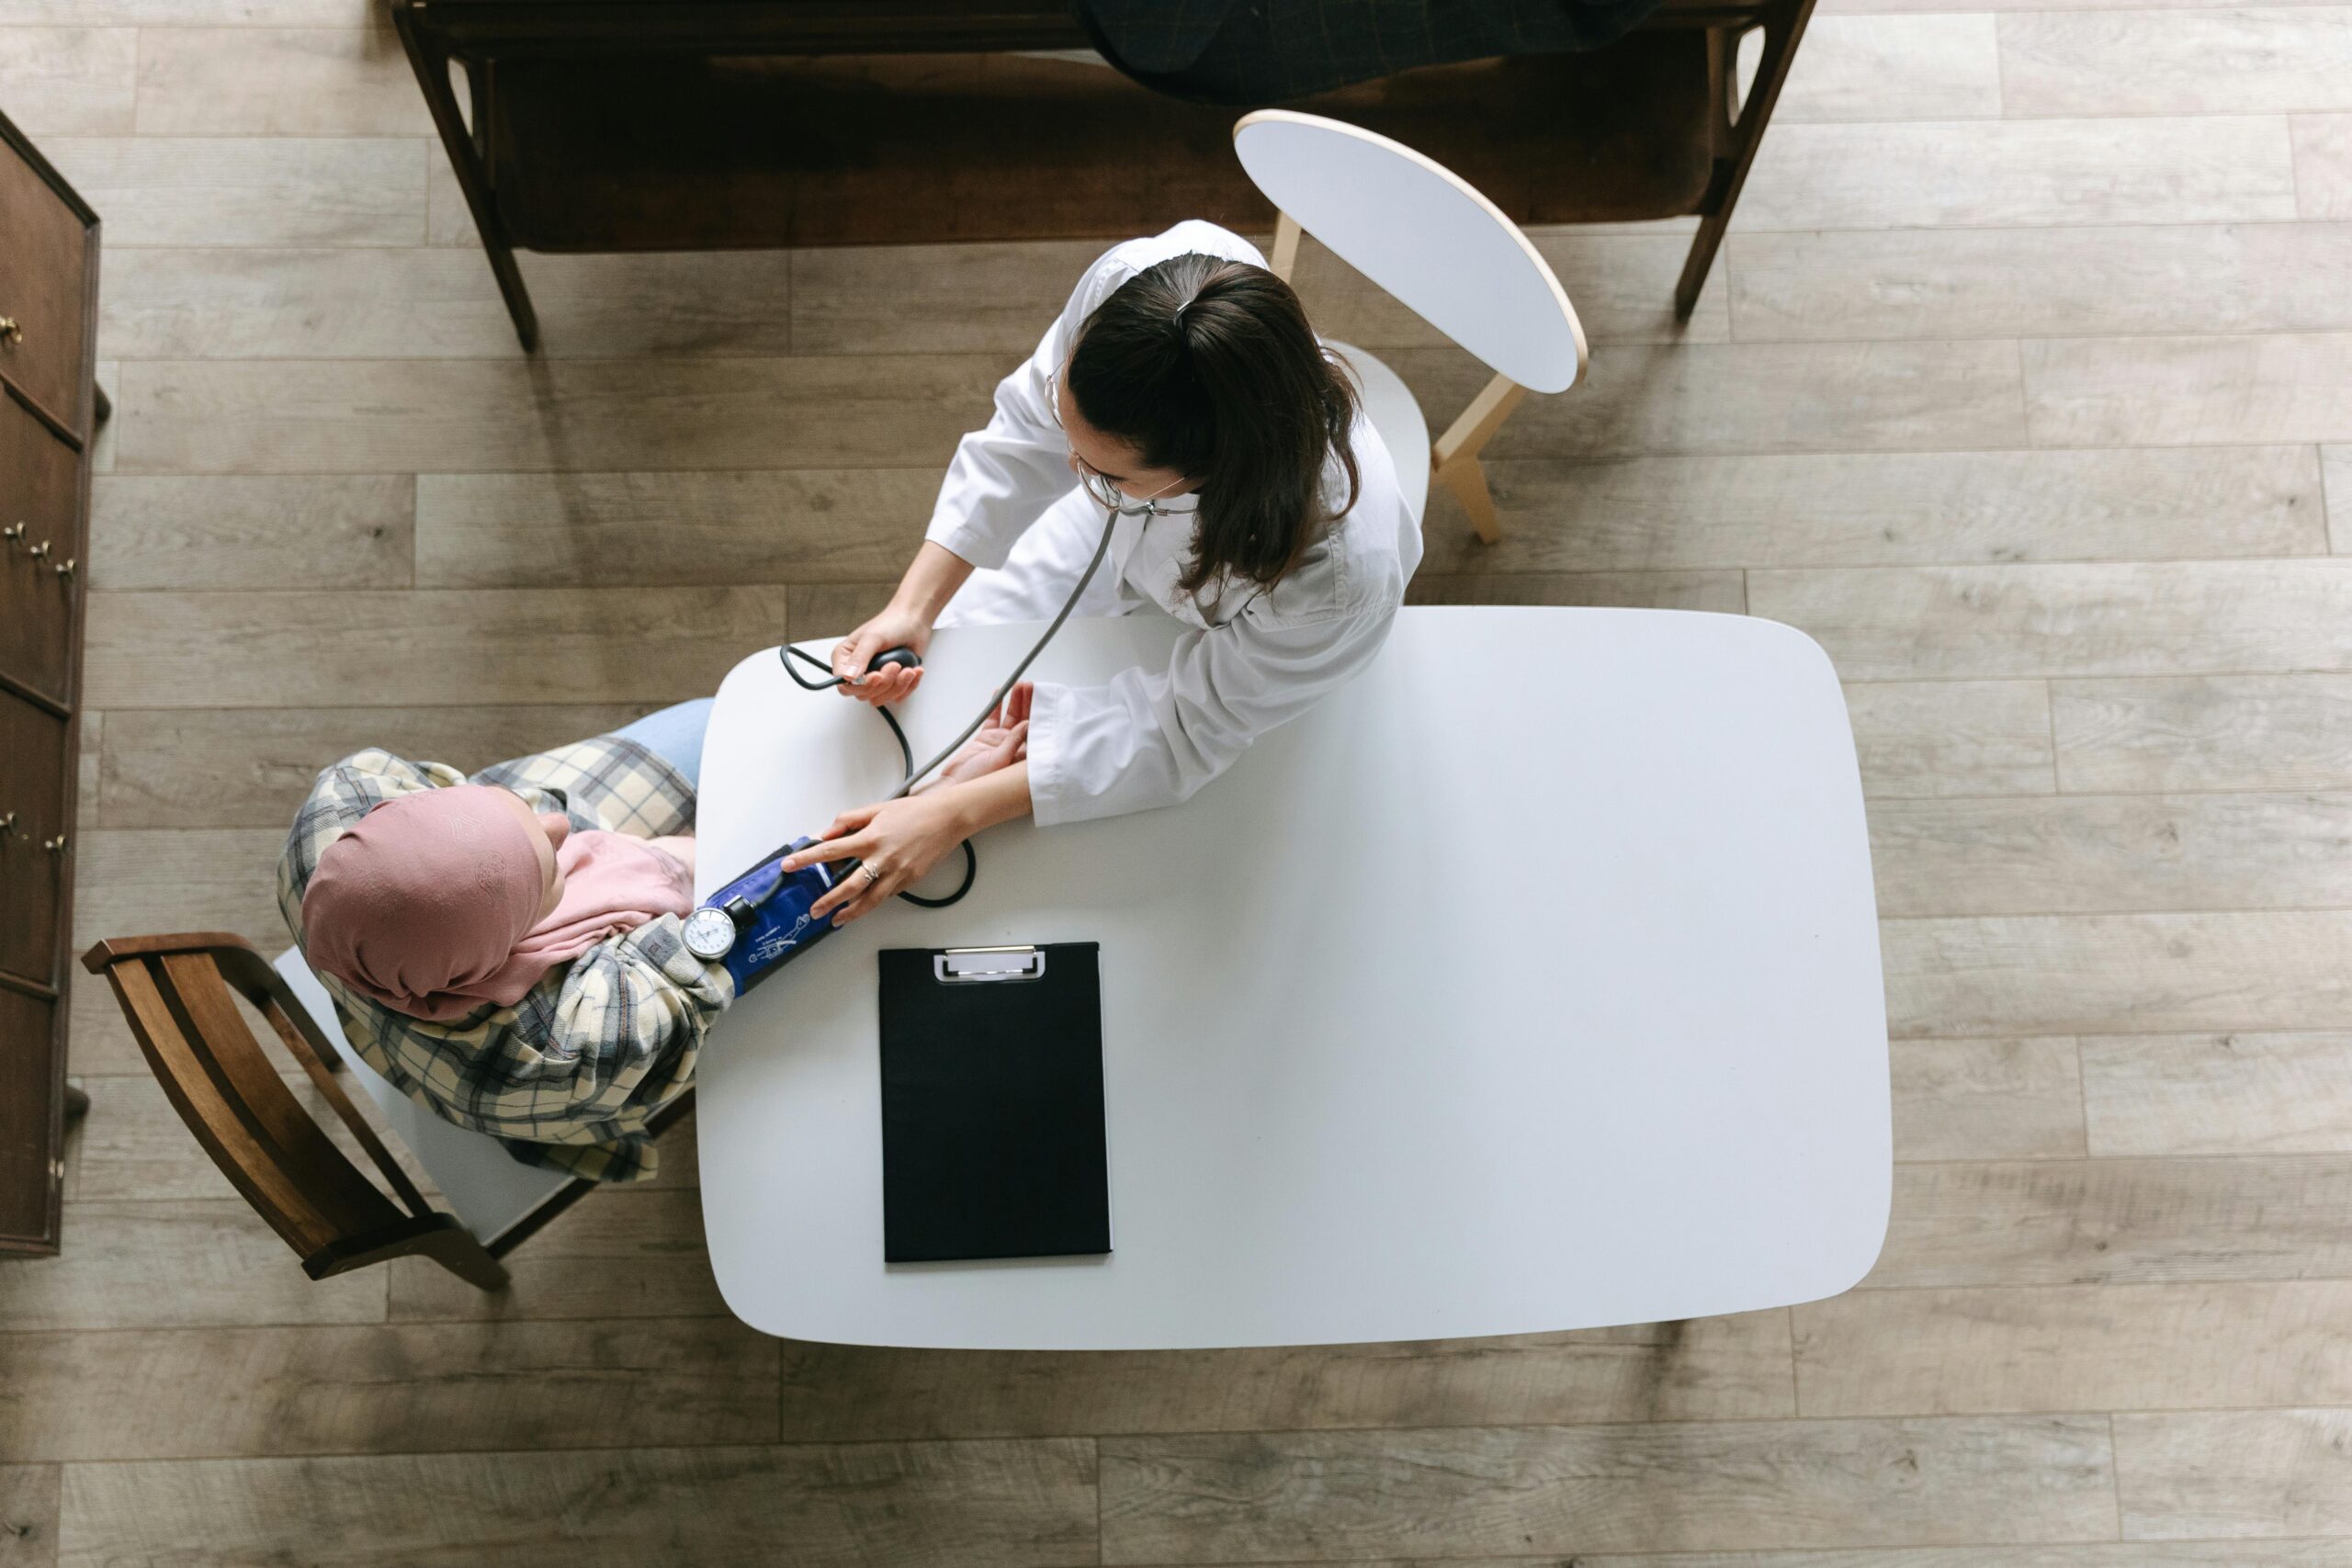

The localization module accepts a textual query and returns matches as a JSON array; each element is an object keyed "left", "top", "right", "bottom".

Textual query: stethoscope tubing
[{"left": 769, "top": 503, "right": 1122, "bottom": 910}]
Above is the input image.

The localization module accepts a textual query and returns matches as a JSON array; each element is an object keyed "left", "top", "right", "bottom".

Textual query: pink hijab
[{"left": 301, "top": 784, "right": 693, "bottom": 1022}]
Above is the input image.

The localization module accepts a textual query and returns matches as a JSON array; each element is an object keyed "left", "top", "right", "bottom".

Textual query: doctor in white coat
[{"left": 782, "top": 220, "right": 1421, "bottom": 924}]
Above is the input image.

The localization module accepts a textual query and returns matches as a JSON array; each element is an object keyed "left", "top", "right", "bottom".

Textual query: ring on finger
[{"left": 860, "top": 863, "right": 883, "bottom": 887}]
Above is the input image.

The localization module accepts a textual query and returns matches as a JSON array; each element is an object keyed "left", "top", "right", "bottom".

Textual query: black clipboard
[{"left": 876, "top": 942, "right": 1110, "bottom": 1263}]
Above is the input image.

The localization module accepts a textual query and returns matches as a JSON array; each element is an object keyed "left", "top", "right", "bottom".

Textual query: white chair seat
[
  {"left": 1328, "top": 340, "right": 1430, "bottom": 527},
  {"left": 274, "top": 947, "right": 575, "bottom": 1247}
]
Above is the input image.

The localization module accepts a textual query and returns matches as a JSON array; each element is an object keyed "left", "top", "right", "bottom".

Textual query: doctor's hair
[{"left": 1068, "top": 253, "right": 1361, "bottom": 596}]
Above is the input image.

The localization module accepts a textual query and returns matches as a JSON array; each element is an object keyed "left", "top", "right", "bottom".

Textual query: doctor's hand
[
  {"left": 785, "top": 794, "right": 970, "bottom": 927},
  {"left": 831, "top": 605, "right": 933, "bottom": 706}
]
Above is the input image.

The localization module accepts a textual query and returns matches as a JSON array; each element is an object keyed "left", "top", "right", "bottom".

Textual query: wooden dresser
[{"left": 0, "top": 107, "right": 100, "bottom": 1258}]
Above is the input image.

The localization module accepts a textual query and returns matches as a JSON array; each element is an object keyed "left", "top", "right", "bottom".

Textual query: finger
[
  {"left": 782, "top": 843, "right": 860, "bottom": 879},
  {"left": 810, "top": 877, "right": 855, "bottom": 920},
  {"left": 837, "top": 663, "right": 890, "bottom": 702},
  {"left": 835, "top": 649, "right": 889, "bottom": 699},
  {"left": 1007, "top": 682, "right": 1034, "bottom": 725},
  {"left": 831, "top": 631, "right": 874, "bottom": 683},
  {"left": 835, "top": 859, "right": 909, "bottom": 925},
  {"left": 814, "top": 863, "right": 888, "bottom": 921},
  {"left": 826, "top": 806, "right": 880, "bottom": 839},
  {"left": 810, "top": 853, "right": 883, "bottom": 917},
  {"left": 860, "top": 666, "right": 911, "bottom": 706},
  {"left": 831, "top": 887, "right": 888, "bottom": 926},
  {"left": 779, "top": 821, "right": 875, "bottom": 872}
]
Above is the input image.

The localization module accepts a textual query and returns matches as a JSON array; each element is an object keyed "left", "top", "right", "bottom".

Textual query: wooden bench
[{"left": 391, "top": 0, "right": 1815, "bottom": 350}]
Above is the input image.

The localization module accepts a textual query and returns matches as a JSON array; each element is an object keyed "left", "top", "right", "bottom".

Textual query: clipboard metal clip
[{"left": 933, "top": 945, "right": 1047, "bottom": 984}]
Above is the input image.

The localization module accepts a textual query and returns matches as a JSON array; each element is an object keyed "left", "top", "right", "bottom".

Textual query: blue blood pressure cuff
[{"left": 681, "top": 837, "right": 842, "bottom": 996}]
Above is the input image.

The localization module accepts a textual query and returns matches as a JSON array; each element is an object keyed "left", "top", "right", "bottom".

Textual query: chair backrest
[
  {"left": 273, "top": 944, "right": 582, "bottom": 1249},
  {"left": 1232, "top": 108, "right": 1588, "bottom": 395},
  {"left": 80, "top": 932, "right": 434, "bottom": 1266}
]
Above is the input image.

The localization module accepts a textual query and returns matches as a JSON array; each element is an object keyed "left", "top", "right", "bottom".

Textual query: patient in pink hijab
[
  {"left": 300, "top": 784, "right": 699, "bottom": 1023},
  {"left": 279, "top": 694, "right": 1029, "bottom": 1181}
]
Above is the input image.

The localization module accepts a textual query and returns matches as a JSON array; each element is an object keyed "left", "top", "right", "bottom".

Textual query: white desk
[{"left": 695, "top": 606, "right": 1889, "bottom": 1350}]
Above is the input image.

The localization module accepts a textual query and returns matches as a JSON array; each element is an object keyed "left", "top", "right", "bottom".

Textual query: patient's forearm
[
  {"left": 943, "top": 761, "right": 1034, "bottom": 836},
  {"left": 894, "top": 542, "right": 978, "bottom": 626}
]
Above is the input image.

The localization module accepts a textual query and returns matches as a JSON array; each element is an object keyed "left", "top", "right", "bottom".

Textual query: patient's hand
[
  {"left": 922, "top": 682, "right": 1033, "bottom": 791},
  {"left": 786, "top": 684, "right": 1035, "bottom": 925}
]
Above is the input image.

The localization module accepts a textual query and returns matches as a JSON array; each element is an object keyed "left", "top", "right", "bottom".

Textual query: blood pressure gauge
[
  {"left": 682, "top": 838, "right": 842, "bottom": 991},
  {"left": 683, "top": 906, "right": 739, "bottom": 961}
]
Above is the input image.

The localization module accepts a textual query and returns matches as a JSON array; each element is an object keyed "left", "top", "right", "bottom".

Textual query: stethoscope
[
  {"left": 760, "top": 492, "right": 1127, "bottom": 919},
  {"left": 774, "top": 468, "right": 1192, "bottom": 776},
  {"left": 693, "top": 340, "right": 1265, "bottom": 958},
  {"left": 1072, "top": 471, "right": 1265, "bottom": 628},
  {"left": 695, "top": 473, "right": 1266, "bottom": 959}
]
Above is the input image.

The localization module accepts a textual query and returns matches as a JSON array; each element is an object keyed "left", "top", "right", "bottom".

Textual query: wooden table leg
[
  {"left": 1675, "top": 0, "right": 1819, "bottom": 320},
  {"left": 391, "top": 0, "right": 540, "bottom": 351}
]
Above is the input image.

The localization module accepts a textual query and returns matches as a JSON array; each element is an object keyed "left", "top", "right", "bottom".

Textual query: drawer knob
[
  {"left": 0, "top": 316, "right": 18, "bottom": 344},
  {"left": 27, "top": 539, "right": 48, "bottom": 560},
  {"left": 2, "top": 523, "right": 21, "bottom": 547},
  {"left": 0, "top": 810, "right": 17, "bottom": 837},
  {"left": 54, "top": 557, "right": 74, "bottom": 581},
  {"left": 44, "top": 835, "right": 69, "bottom": 855}
]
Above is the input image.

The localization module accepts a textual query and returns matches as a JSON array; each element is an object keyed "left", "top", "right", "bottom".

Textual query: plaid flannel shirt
[{"left": 277, "top": 735, "right": 733, "bottom": 1183}]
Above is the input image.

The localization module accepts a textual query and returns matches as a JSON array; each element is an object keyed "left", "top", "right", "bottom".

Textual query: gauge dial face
[{"left": 683, "top": 906, "right": 737, "bottom": 961}]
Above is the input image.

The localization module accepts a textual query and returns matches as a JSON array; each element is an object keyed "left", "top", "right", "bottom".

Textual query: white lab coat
[{"left": 927, "top": 220, "right": 1423, "bottom": 826}]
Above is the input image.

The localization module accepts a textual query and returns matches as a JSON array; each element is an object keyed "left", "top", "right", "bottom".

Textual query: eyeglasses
[{"left": 1048, "top": 367, "right": 1190, "bottom": 519}]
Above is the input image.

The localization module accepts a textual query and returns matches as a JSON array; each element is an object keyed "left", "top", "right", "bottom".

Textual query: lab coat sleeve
[
  {"left": 1023, "top": 604, "right": 1396, "bottom": 827},
  {"left": 924, "top": 248, "right": 1132, "bottom": 572}
]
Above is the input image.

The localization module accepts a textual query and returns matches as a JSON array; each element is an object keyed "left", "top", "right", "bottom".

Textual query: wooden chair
[
  {"left": 80, "top": 932, "right": 654, "bottom": 1289},
  {"left": 1234, "top": 110, "right": 1588, "bottom": 546}
]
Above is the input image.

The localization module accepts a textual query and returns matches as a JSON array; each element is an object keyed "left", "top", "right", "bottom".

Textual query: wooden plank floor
[{"left": 7, "top": 6, "right": 2352, "bottom": 1563}]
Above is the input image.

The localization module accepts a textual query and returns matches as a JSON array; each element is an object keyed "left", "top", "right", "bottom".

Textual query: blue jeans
[{"left": 609, "top": 698, "right": 715, "bottom": 795}]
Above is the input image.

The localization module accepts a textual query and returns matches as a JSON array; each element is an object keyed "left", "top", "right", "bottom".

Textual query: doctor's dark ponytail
[{"left": 1068, "top": 254, "right": 1362, "bottom": 597}]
